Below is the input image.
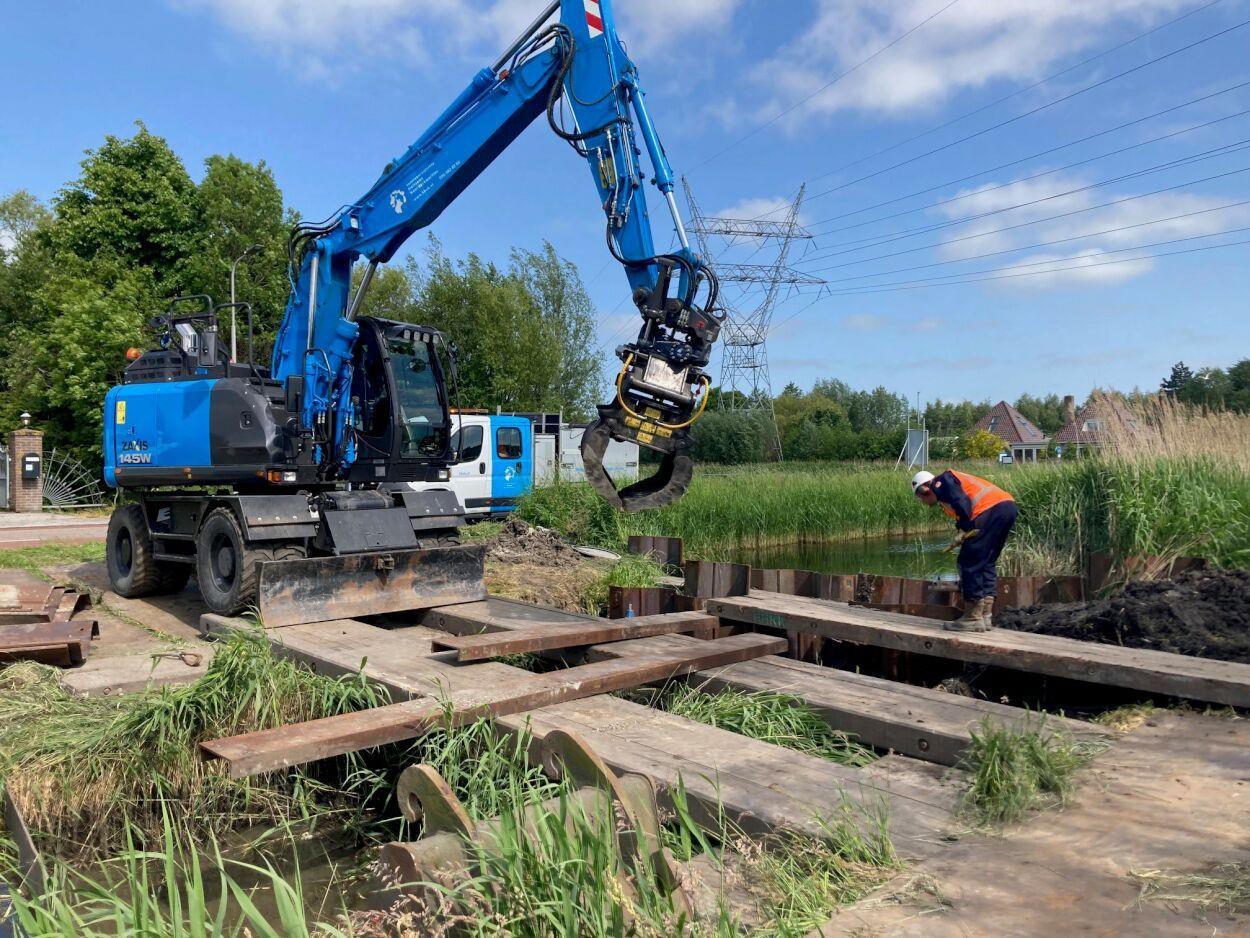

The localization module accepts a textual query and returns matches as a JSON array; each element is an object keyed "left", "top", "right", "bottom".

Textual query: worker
[{"left": 911, "top": 469, "right": 1017, "bottom": 632}]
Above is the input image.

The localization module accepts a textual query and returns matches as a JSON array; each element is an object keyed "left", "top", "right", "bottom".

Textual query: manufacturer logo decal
[
  {"left": 389, "top": 189, "right": 408, "bottom": 214},
  {"left": 119, "top": 439, "right": 153, "bottom": 465}
]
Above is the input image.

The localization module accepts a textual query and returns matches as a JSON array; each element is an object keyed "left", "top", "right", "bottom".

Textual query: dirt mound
[
  {"left": 996, "top": 569, "right": 1250, "bottom": 663},
  {"left": 485, "top": 517, "right": 584, "bottom": 568}
]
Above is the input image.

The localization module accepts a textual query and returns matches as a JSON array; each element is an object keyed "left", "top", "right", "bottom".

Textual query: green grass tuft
[
  {"left": 957, "top": 718, "right": 1100, "bottom": 825},
  {"left": 0, "top": 542, "right": 105, "bottom": 575},
  {"left": 658, "top": 685, "right": 876, "bottom": 768}
]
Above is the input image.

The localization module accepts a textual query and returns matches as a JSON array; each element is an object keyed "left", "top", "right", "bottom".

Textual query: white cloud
[
  {"left": 842, "top": 312, "right": 885, "bottom": 331},
  {"left": 746, "top": 0, "right": 1197, "bottom": 123},
  {"left": 930, "top": 169, "right": 1250, "bottom": 288},
  {"left": 175, "top": 0, "right": 740, "bottom": 75},
  {"left": 714, "top": 195, "right": 797, "bottom": 221}
]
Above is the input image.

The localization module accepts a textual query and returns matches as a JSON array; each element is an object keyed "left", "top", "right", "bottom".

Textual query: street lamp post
[{"left": 229, "top": 244, "right": 263, "bottom": 362}]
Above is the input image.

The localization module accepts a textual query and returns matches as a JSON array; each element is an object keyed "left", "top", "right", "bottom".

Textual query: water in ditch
[{"left": 727, "top": 533, "right": 958, "bottom": 579}]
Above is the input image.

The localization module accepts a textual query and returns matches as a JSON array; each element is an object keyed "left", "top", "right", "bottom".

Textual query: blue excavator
[{"left": 102, "top": 0, "right": 722, "bottom": 625}]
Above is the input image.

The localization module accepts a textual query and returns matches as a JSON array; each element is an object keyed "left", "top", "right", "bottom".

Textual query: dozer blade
[
  {"left": 581, "top": 418, "right": 693, "bottom": 513},
  {"left": 256, "top": 544, "right": 487, "bottom": 628}
]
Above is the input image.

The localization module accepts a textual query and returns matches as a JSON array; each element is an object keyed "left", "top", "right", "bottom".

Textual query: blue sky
[{"left": 4, "top": 0, "right": 1249, "bottom": 407}]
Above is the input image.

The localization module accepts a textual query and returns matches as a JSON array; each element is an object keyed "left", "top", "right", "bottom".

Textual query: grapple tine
[
  {"left": 580, "top": 418, "right": 693, "bottom": 513},
  {"left": 256, "top": 544, "right": 486, "bottom": 627}
]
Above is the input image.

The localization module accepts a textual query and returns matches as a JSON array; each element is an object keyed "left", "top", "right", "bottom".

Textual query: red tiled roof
[
  {"left": 1053, "top": 394, "right": 1142, "bottom": 444},
  {"left": 973, "top": 401, "right": 1048, "bottom": 445}
]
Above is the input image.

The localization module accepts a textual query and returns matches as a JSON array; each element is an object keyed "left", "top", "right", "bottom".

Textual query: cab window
[
  {"left": 496, "top": 426, "right": 522, "bottom": 460},
  {"left": 450, "top": 425, "right": 483, "bottom": 463}
]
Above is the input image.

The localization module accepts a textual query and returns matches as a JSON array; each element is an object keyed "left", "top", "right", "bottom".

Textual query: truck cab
[{"left": 432, "top": 414, "right": 533, "bottom": 518}]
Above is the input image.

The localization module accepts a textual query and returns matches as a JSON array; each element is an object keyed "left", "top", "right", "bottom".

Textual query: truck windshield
[{"left": 385, "top": 336, "right": 448, "bottom": 457}]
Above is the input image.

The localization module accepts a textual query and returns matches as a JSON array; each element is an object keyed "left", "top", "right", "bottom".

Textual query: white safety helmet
[{"left": 910, "top": 470, "right": 935, "bottom": 493}]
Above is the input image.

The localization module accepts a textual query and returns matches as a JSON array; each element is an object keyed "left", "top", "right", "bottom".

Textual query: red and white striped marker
[{"left": 584, "top": 0, "right": 604, "bottom": 37}]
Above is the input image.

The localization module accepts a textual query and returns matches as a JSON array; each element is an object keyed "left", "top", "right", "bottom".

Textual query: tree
[
  {"left": 689, "top": 410, "right": 770, "bottom": 464},
  {"left": 958, "top": 429, "right": 1006, "bottom": 460},
  {"left": 1161, "top": 361, "right": 1195, "bottom": 397},
  {"left": 0, "top": 126, "right": 200, "bottom": 454},
  {"left": 925, "top": 398, "right": 990, "bottom": 436},
  {"left": 182, "top": 154, "right": 291, "bottom": 361},
  {"left": 1013, "top": 393, "right": 1066, "bottom": 434}
]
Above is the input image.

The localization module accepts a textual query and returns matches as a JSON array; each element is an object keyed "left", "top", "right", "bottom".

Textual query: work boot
[{"left": 944, "top": 597, "right": 992, "bottom": 632}]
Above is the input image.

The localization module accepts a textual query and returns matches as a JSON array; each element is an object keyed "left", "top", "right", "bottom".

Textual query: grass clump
[
  {"left": 1, "top": 818, "right": 351, "bottom": 937},
  {"left": 516, "top": 479, "right": 626, "bottom": 549},
  {"left": 0, "top": 542, "right": 105, "bottom": 574},
  {"left": 580, "top": 552, "right": 668, "bottom": 613},
  {"left": 0, "top": 630, "right": 386, "bottom": 858},
  {"left": 1092, "top": 702, "right": 1160, "bottom": 732},
  {"left": 957, "top": 718, "right": 1099, "bottom": 825},
  {"left": 460, "top": 519, "right": 506, "bottom": 542},
  {"left": 656, "top": 685, "right": 875, "bottom": 768},
  {"left": 729, "top": 804, "right": 898, "bottom": 938},
  {"left": 1131, "top": 862, "right": 1250, "bottom": 918}
]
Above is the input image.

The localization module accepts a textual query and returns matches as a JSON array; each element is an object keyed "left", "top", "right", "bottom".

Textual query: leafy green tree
[
  {"left": 689, "top": 410, "right": 770, "bottom": 464},
  {"left": 1013, "top": 393, "right": 1066, "bottom": 434},
  {"left": 0, "top": 126, "right": 200, "bottom": 454},
  {"left": 957, "top": 429, "right": 1007, "bottom": 460},
  {"left": 182, "top": 154, "right": 291, "bottom": 361},
  {"left": 393, "top": 238, "right": 601, "bottom": 418},
  {"left": 925, "top": 398, "right": 990, "bottom": 436}
]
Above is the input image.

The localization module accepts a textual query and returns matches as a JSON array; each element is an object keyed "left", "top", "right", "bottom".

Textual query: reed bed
[
  {"left": 0, "top": 630, "right": 387, "bottom": 858},
  {"left": 519, "top": 466, "right": 943, "bottom": 552}
]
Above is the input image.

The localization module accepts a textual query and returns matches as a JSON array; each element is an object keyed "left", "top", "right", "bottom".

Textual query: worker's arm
[{"left": 930, "top": 471, "right": 976, "bottom": 531}]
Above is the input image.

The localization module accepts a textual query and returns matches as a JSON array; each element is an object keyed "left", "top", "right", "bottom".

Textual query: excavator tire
[
  {"left": 108, "top": 504, "right": 173, "bottom": 597},
  {"left": 196, "top": 507, "right": 268, "bottom": 618}
]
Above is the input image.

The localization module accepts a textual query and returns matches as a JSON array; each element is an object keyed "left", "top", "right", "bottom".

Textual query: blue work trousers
[{"left": 957, "top": 500, "right": 1019, "bottom": 601}]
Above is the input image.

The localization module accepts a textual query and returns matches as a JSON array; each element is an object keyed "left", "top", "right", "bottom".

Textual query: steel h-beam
[{"left": 683, "top": 179, "right": 824, "bottom": 459}]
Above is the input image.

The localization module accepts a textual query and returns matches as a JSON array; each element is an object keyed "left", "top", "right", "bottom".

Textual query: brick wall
[{"left": 7, "top": 429, "right": 43, "bottom": 513}]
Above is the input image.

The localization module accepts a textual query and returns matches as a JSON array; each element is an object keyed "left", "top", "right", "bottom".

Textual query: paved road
[{"left": 0, "top": 511, "right": 108, "bottom": 549}]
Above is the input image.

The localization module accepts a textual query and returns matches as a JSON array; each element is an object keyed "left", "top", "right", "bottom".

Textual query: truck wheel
[
  {"left": 196, "top": 508, "right": 262, "bottom": 617},
  {"left": 107, "top": 504, "right": 163, "bottom": 597}
]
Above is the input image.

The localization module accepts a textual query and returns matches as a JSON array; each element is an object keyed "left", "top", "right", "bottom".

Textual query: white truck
[{"left": 412, "top": 413, "right": 639, "bottom": 519}]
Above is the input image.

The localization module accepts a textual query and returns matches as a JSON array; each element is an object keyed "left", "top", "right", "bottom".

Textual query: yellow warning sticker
[{"left": 116, "top": 400, "right": 126, "bottom": 424}]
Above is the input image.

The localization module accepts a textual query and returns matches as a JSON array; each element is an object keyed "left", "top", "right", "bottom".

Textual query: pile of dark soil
[
  {"left": 997, "top": 569, "right": 1250, "bottom": 663},
  {"left": 486, "top": 517, "right": 583, "bottom": 568}
]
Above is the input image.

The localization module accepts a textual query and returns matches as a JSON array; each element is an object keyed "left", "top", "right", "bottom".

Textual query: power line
[
  {"left": 806, "top": 79, "right": 1250, "bottom": 229},
  {"left": 801, "top": 163, "right": 1250, "bottom": 273},
  {"left": 810, "top": 105, "right": 1250, "bottom": 236},
  {"left": 814, "top": 199, "right": 1250, "bottom": 284},
  {"left": 821, "top": 225, "right": 1250, "bottom": 291},
  {"left": 687, "top": 0, "right": 964, "bottom": 173},
  {"left": 801, "top": 14, "right": 1250, "bottom": 203},
  {"left": 800, "top": 143, "right": 1250, "bottom": 264},
  {"left": 804, "top": 0, "right": 1230, "bottom": 184},
  {"left": 820, "top": 236, "right": 1250, "bottom": 295}
]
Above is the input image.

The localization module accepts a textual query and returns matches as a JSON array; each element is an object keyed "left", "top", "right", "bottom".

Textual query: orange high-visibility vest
[{"left": 939, "top": 470, "right": 1014, "bottom": 522}]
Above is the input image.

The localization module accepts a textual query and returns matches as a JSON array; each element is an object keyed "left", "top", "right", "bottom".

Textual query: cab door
[
  {"left": 448, "top": 417, "right": 492, "bottom": 516},
  {"left": 490, "top": 418, "right": 531, "bottom": 513}
]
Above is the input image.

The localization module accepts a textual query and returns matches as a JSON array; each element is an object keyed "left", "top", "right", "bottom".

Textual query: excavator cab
[{"left": 346, "top": 318, "right": 455, "bottom": 482}]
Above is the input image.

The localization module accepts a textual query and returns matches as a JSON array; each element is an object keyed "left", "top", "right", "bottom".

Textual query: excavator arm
[{"left": 270, "top": 0, "right": 721, "bottom": 511}]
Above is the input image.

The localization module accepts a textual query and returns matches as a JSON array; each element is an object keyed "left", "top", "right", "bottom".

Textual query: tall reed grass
[
  {"left": 0, "top": 630, "right": 387, "bottom": 858},
  {"left": 519, "top": 464, "right": 943, "bottom": 552}
]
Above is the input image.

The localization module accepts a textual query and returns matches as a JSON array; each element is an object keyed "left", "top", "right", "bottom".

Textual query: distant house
[
  {"left": 1053, "top": 393, "right": 1144, "bottom": 457},
  {"left": 973, "top": 401, "right": 1049, "bottom": 463}
]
